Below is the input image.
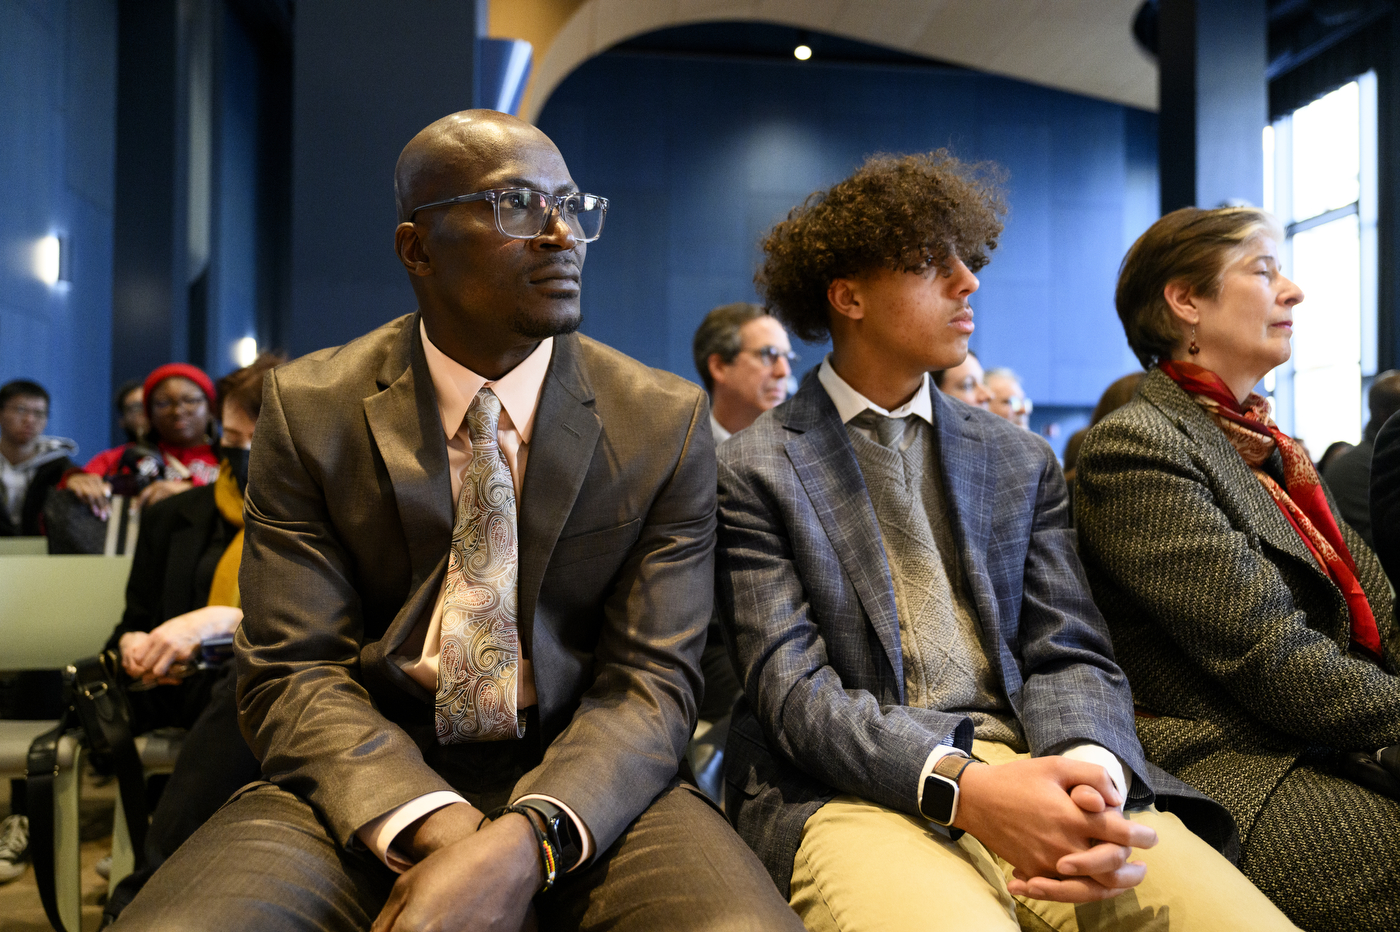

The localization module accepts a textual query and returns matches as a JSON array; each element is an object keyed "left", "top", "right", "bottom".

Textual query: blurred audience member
[
  {"left": 693, "top": 301, "right": 795, "bottom": 442},
  {"left": 1063, "top": 372, "right": 1145, "bottom": 491},
  {"left": 101, "top": 353, "right": 282, "bottom": 922},
  {"left": 67, "top": 364, "right": 220, "bottom": 517},
  {"left": 1077, "top": 206, "right": 1399, "bottom": 931},
  {"left": 933, "top": 348, "right": 991, "bottom": 408},
  {"left": 1316, "top": 441, "right": 1353, "bottom": 475},
  {"left": 1372, "top": 411, "right": 1400, "bottom": 585},
  {"left": 115, "top": 379, "right": 149, "bottom": 443},
  {"left": 689, "top": 302, "right": 794, "bottom": 801},
  {"left": 984, "top": 366, "right": 1032, "bottom": 428},
  {"left": 1322, "top": 370, "right": 1400, "bottom": 547},
  {"left": 0, "top": 379, "right": 79, "bottom": 537}
]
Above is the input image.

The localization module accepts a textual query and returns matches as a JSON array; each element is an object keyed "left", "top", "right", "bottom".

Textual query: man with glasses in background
[
  {"left": 692, "top": 302, "right": 797, "bottom": 443},
  {"left": 687, "top": 303, "right": 796, "bottom": 801},
  {"left": 0, "top": 379, "right": 79, "bottom": 538},
  {"left": 985, "top": 367, "right": 1033, "bottom": 430},
  {"left": 113, "top": 110, "right": 801, "bottom": 932}
]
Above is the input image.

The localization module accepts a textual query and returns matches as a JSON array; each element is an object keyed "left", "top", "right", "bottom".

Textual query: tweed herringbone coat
[{"left": 1075, "top": 368, "right": 1400, "bottom": 851}]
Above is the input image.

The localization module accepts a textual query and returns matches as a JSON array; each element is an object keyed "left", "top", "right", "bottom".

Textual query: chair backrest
[
  {"left": 0, "top": 536, "right": 48, "bottom": 555},
  {"left": 0, "top": 555, "right": 133, "bottom": 669}
]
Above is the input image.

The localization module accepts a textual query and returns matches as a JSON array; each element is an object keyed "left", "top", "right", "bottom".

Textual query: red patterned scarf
[{"left": 1159, "top": 361, "right": 1381, "bottom": 659}]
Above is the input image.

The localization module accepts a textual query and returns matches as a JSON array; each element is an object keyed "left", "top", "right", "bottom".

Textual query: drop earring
[{"left": 1188, "top": 326, "right": 1200, "bottom": 356}]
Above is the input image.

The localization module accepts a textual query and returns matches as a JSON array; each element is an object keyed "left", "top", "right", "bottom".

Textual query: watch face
[{"left": 923, "top": 776, "right": 957, "bottom": 823}]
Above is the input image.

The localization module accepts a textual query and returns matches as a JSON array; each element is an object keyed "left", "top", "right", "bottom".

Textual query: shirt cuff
[
  {"left": 515, "top": 793, "right": 595, "bottom": 870},
  {"left": 915, "top": 739, "right": 966, "bottom": 814},
  {"left": 357, "top": 791, "right": 467, "bottom": 873},
  {"left": 1059, "top": 742, "right": 1129, "bottom": 807}
]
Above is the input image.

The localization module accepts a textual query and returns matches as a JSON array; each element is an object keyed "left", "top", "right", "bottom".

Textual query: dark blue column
[
  {"left": 110, "top": 0, "right": 189, "bottom": 408},
  {"left": 285, "top": 0, "right": 482, "bottom": 356},
  {"left": 1158, "top": 0, "right": 1268, "bottom": 212}
]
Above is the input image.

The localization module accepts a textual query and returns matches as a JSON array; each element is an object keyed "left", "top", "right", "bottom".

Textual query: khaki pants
[{"left": 790, "top": 742, "right": 1298, "bottom": 932}]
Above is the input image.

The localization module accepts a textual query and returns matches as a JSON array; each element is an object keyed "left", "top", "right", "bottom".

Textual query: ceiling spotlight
[{"left": 793, "top": 44, "right": 812, "bottom": 61}]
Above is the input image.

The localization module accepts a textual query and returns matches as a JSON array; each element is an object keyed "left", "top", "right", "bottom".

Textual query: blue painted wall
[
  {"left": 538, "top": 52, "right": 1158, "bottom": 412},
  {"left": 0, "top": 0, "right": 117, "bottom": 462}
]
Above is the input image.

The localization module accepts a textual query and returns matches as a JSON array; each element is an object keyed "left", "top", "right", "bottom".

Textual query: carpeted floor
[{"left": 1, "top": 772, "right": 116, "bottom": 932}]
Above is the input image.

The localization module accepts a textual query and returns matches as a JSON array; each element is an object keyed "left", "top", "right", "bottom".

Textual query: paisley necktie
[{"left": 436, "top": 388, "right": 525, "bottom": 743}]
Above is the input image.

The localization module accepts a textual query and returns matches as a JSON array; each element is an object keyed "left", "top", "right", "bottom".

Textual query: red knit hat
[{"left": 142, "top": 363, "right": 216, "bottom": 419}]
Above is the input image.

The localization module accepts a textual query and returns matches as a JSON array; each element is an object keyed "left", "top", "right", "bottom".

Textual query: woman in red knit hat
[{"left": 67, "top": 363, "right": 221, "bottom": 516}]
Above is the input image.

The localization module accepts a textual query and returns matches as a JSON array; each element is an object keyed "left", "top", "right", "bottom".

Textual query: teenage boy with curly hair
[{"left": 714, "top": 152, "right": 1298, "bottom": 931}]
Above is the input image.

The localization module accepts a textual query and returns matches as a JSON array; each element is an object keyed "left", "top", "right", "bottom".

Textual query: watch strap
[
  {"left": 513, "top": 799, "right": 583, "bottom": 872},
  {"left": 932, "top": 753, "right": 976, "bottom": 783}
]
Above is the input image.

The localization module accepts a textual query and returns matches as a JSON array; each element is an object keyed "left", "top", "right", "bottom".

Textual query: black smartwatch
[
  {"left": 514, "top": 799, "right": 584, "bottom": 872},
  {"left": 919, "top": 753, "right": 977, "bottom": 826}
]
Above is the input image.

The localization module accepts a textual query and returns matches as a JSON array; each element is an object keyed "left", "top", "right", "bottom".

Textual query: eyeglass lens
[
  {"left": 497, "top": 189, "right": 606, "bottom": 242},
  {"left": 151, "top": 394, "right": 206, "bottom": 413},
  {"left": 751, "top": 347, "right": 798, "bottom": 366}
]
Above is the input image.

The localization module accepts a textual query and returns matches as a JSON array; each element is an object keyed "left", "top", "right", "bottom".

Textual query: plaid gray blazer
[
  {"left": 1076, "top": 368, "right": 1400, "bottom": 848},
  {"left": 717, "top": 372, "right": 1229, "bottom": 895}
]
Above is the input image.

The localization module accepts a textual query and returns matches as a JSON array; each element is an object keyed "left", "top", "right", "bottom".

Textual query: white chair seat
[
  {"left": 135, "top": 728, "right": 185, "bottom": 772},
  {"left": 0, "top": 719, "right": 63, "bottom": 775}
]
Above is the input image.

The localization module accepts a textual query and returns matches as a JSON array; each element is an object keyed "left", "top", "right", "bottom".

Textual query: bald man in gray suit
[{"left": 113, "top": 111, "right": 799, "bottom": 932}]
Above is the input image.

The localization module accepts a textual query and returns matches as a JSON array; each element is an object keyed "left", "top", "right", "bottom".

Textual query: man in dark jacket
[{"left": 1323, "top": 370, "right": 1400, "bottom": 547}]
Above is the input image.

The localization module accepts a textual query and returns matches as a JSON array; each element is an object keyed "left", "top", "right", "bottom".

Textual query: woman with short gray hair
[{"left": 1075, "top": 206, "right": 1400, "bottom": 932}]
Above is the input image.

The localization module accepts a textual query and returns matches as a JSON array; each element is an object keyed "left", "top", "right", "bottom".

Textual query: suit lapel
[
  {"left": 363, "top": 315, "right": 454, "bottom": 600},
  {"left": 783, "top": 378, "right": 904, "bottom": 691},
  {"left": 516, "top": 333, "right": 602, "bottom": 654},
  {"left": 929, "top": 391, "right": 1003, "bottom": 649},
  {"left": 1140, "top": 370, "right": 1325, "bottom": 579}
]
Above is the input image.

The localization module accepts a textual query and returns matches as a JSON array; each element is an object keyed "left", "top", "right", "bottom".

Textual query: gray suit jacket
[
  {"left": 716, "top": 372, "right": 1228, "bottom": 894},
  {"left": 1076, "top": 368, "right": 1400, "bottom": 847},
  {"left": 234, "top": 313, "right": 716, "bottom": 854}
]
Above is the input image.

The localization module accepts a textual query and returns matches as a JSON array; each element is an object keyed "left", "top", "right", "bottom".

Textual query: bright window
[{"left": 1265, "top": 73, "right": 1378, "bottom": 457}]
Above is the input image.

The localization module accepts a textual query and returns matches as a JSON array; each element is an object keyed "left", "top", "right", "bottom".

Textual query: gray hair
[
  {"left": 692, "top": 302, "right": 766, "bottom": 392},
  {"left": 984, "top": 367, "right": 1021, "bottom": 385}
]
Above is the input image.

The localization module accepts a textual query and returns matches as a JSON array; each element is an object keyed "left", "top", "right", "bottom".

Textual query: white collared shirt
[
  {"left": 709, "top": 412, "right": 732, "bottom": 445},
  {"left": 817, "top": 355, "right": 933, "bottom": 452}
]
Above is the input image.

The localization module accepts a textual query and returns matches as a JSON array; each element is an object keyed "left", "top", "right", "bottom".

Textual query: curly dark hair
[{"left": 756, "top": 151, "right": 1006, "bottom": 342}]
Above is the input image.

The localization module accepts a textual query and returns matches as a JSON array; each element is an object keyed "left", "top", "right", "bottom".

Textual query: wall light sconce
[
  {"left": 35, "top": 235, "right": 68, "bottom": 286},
  {"left": 234, "top": 336, "right": 259, "bottom": 367},
  {"left": 793, "top": 44, "right": 812, "bottom": 61}
]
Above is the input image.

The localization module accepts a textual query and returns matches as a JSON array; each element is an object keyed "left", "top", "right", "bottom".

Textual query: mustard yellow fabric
[
  {"left": 206, "top": 460, "right": 245, "bottom": 609},
  {"left": 789, "top": 741, "right": 1299, "bottom": 932}
]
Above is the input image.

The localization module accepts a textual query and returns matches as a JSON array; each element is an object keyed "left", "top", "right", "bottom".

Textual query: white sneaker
[{"left": 0, "top": 814, "right": 28, "bottom": 883}]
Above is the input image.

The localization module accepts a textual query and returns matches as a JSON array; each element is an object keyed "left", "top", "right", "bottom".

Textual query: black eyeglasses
[
  {"left": 741, "top": 346, "right": 799, "bottom": 367},
  {"left": 149, "top": 394, "right": 207, "bottom": 414},
  {"left": 409, "top": 187, "right": 609, "bottom": 243}
]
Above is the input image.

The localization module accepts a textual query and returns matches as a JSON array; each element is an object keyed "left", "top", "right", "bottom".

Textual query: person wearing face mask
[
  {"left": 98, "top": 352, "right": 283, "bottom": 923},
  {"left": 1075, "top": 207, "right": 1399, "bottom": 931},
  {"left": 65, "top": 364, "right": 222, "bottom": 520}
]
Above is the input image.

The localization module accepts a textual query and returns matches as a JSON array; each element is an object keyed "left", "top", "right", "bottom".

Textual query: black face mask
[{"left": 223, "top": 447, "right": 251, "bottom": 495}]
